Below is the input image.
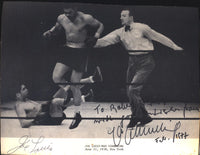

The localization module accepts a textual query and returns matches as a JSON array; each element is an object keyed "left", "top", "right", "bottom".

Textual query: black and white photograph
[{"left": 1, "top": 2, "right": 199, "bottom": 155}]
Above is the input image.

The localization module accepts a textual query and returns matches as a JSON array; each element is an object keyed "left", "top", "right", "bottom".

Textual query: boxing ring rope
[
  {"left": 0, "top": 117, "right": 199, "bottom": 120},
  {"left": 55, "top": 82, "right": 143, "bottom": 85}
]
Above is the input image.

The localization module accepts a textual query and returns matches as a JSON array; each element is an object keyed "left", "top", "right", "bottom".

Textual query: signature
[
  {"left": 94, "top": 103, "right": 200, "bottom": 118},
  {"left": 107, "top": 116, "right": 181, "bottom": 146},
  {"left": 148, "top": 103, "right": 200, "bottom": 118},
  {"left": 7, "top": 135, "right": 53, "bottom": 154},
  {"left": 110, "top": 103, "right": 131, "bottom": 113}
]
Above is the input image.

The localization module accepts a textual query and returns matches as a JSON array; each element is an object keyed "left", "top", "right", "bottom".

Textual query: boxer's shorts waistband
[
  {"left": 64, "top": 42, "right": 86, "bottom": 48},
  {"left": 128, "top": 50, "right": 153, "bottom": 56}
]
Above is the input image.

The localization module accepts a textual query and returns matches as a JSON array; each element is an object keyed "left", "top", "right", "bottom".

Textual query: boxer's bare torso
[
  {"left": 57, "top": 12, "right": 98, "bottom": 45},
  {"left": 15, "top": 100, "right": 41, "bottom": 117},
  {"left": 15, "top": 99, "right": 41, "bottom": 127},
  {"left": 43, "top": 8, "right": 104, "bottom": 47}
]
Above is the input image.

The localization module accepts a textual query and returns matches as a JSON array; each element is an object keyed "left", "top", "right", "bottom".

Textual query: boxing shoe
[
  {"left": 69, "top": 112, "right": 82, "bottom": 129},
  {"left": 92, "top": 66, "right": 103, "bottom": 82}
]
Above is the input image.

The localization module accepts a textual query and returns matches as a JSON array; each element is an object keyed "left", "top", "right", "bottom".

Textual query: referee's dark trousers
[{"left": 127, "top": 53, "right": 155, "bottom": 119}]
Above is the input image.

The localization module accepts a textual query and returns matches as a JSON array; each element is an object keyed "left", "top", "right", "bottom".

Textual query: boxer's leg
[
  {"left": 70, "top": 69, "right": 83, "bottom": 106},
  {"left": 49, "top": 98, "right": 66, "bottom": 117},
  {"left": 52, "top": 63, "right": 71, "bottom": 98},
  {"left": 68, "top": 69, "right": 83, "bottom": 129},
  {"left": 53, "top": 66, "right": 103, "bottom": 98}
]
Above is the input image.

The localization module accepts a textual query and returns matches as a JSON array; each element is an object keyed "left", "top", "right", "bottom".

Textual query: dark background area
[{"left": 1, "top": 2, "right": 199, "bottom": 102}]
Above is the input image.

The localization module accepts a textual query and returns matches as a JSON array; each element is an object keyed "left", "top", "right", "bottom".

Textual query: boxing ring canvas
[{"left": 1, "top": 2, "right": 200, "bottom": 155}]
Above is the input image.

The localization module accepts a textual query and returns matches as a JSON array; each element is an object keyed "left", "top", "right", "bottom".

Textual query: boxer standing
[{"left": 43, "top": 7, "right": 104, "bottom": 129}]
